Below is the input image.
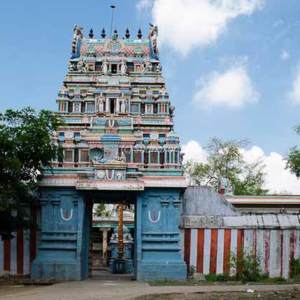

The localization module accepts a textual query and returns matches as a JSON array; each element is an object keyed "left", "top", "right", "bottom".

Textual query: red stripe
[
  {"left": 290, "top": 230, "right": 296, "bottom": 259},
  {"left": 264, "top": 230, "right": 270, "bottom": 274},
  {"left": 196, "top": 229, "right": 204, "bottom": 273},
  {"left": 253, "top": 229, "right": 257, "bottom": 257},
  {"left": 209, "top": 229, "right": 218, "bottom": 274},
  {"left": 17, "top": 229, "right": 24, "bottom": 274},
  {"left": 223, "top": 229, "right": 231, "bottom": 274},
  {"left": 184, "top": 229, "right": 191, "bottom": 269},
  {"left": 30, "top": 206, "right": 37, "bottom": 265},
  {"left": 290, "top": 230, "right": 296, "bottom": 277},
  {"left": 3, "top": 239, "right": 11, "bottom": 271},
  {"left": 237, "top": 229, "right": 244, "bottom": 274}
]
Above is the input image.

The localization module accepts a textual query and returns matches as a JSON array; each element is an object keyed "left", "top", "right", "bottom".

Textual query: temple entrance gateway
[
  {"left": 31, "top": 24, "right": 187, "bottom": 281},
  {"left": 31, "top": 187, "right": 185, "bottom": 280}
]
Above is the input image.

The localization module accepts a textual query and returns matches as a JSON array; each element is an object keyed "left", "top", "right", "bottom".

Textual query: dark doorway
[
  {"left": 109, "top": 98, "right": 116, "bottom": 114},
  {"left": 86, "top": 191, "right": 137, "bottom": 280}
]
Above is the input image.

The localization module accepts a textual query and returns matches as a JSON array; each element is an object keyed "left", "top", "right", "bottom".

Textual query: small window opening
[
  {"left": 95, "top": 62, "right": 102, "bottom": 72},
  {"left": 111, "top": 64, "right": 118, "bottom": 74},
  {"left": 110, "top": 98, "right": 116, "bottom": 114},
  {"left": 160, "top": 152, "right": 165, "bottom": 164},
  {"left": 141, "top": 103, "right": 145, "bottom": 114}
]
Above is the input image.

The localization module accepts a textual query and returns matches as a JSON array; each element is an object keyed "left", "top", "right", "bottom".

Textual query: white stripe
[
  {"left": 10, "top": 234, "right": 17, "bottom": 275},
  {"left": 190, "top": 229, "right": 197, "bottom": 268},
  {"left": 244, "top": 229, "right": 253, "bottom": 255},
  {"left": 0, "top": 238, "right": 3, "bottom": 274},
  {"left": 256, "top": 230, "right": 265, "bottom": 273},
  {"left": 269, "top": 230, "right": 281, "bottom": 277},
  {"left": 282, "top": 230, "right": 290, "bottom": 279},
  {"left": 203, "top": 229, "right": 211, "bottom": 274},
  {"left": 216, "top": 229, "right": 224, "bottom": 274},
  {"left": 24, "top": 230, "right": 30, "bottom": 275},
  {"left": 230, "top": 229, "right": 237, "bottom": 275}
]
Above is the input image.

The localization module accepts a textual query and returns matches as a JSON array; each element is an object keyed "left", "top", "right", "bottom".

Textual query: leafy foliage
[
  {"left": 0, "top": 107, "right": 62, "bottom": 239},
  {"left": 286, "top": 125, "right": 300, "bottom": 177},
  {"left": 94, "top": 203, "right": 135, "bottom": 218},
  {"left": 230, "top": 251, "right": 263, "bottom": 282},
  {"left": 94, "top": 203, "right": 112, "bottom": 217},
  {"left": 290, "top": 257, "right": 300, "bottom": 278},
  {"left": 184, "top": 138, "right": 267, "bottom": 195}
]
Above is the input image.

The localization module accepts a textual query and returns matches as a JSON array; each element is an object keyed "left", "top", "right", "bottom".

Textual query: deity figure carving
[
  {"left": 119, "top": 150, "right": 126, "bottom": 162},
  {"left": 180, "top": 153, "right": 184, "bottom": 164},
  {"left": 218, "top": 177, "right": 233, "bottom": 195},
  {"left": 149, "top": 24, "right": 158, "bottom": 56},
  {"left": 156, "top": 63, "right": 162, "bottom": 72},
  {"left": 68, "top": 61, "right": 76, "bottom": 71},
  {"left": 96, "top": 95, "right": 105, "bottom": 113},
  {"left": 87, "top": 63, "right": 94, "bottom": 71},
  {"left": 90, "top": 148, "right": 104, "bottom": 164},
  {"left": 169, "top": 105, "right": 175, "bottom": 117},
  {"left": 59, "top": 84, "right": 68, "bottom": 96},
  {"left": 160, "top": 86, "right": 167, "bottom": 94},
  {"left": 144, "top": 59, "right": 152, "bottom": 72},
  {"left": 77, "top": 59, "right": 86, "bottom": 72},
  {"left": 120, "top": 99, "right": 127, "bottom": 113},
  {"left": 73, "top": 102, "right": 80, "bottom": 113},
  {"left": 120, "top": 60, "right": 127, "bottom": 75},
  {"left": 72, "top": 25, "right": 83, "bottom": 56},
  {"left": 102, "top": 60, "right": 108, "bottom": 74}
]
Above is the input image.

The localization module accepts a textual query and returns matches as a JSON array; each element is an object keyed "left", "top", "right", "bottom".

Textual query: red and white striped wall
[
  {"left": 0, "top": 228, "right": 37, "bottom": 276},
  {"left": 184, "top": 228, "right": 300, "bottom": 279}
]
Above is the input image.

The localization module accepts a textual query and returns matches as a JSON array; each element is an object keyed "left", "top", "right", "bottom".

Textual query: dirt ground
[
  {"left": 133, "top": 289, "right": 300, "bottom": 300},
  {"left": 1, "top": 280, "right": 300, "bottom": 300}
]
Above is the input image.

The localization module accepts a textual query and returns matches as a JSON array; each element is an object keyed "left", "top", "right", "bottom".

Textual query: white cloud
[
  {"left": 147, "top": 0, "right": 264, "bottom": 55},
  {"left": 193, "top": 64, "right": 259, "bottom": 109},
  {"left": 243, "top": 146, "right": 300, "bottom": 194},
  {"left": 264, "top": 152, "right": 300, "bottom": 194},
  {"left": 289, "top": 66, "right": 300, "bottom": 104},
  {"left": 182, "top": 140, "right": 207, "bottom": 163},
  {"left": 136, "top": 0, "right": 153, "bottom": 12},
  {"left": 240, "top": 145, "right": 264, "bottom": 164},
  {"left": 183, "top": 141, "right": 300, "bottom": 194},
  {"left": 280, "top": 49, "right": 290, "bottom": 61}
]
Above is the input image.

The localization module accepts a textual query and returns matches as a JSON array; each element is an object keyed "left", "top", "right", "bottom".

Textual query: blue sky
[{"left": 1, "top": 0, "right": 300, "bottom": 192}]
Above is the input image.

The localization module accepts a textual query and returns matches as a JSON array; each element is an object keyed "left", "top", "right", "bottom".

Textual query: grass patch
[
  {"left": 148, "top": 275, "right": 295, "bottom": 286},
  {"left": 204, "top": 274, "right": 233, "bottom": 282},
  {"left": 148, "top": 279, "right": 205, "bottom": 286}
]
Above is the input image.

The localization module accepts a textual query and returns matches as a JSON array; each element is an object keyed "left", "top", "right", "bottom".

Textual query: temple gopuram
[{"left": 31, "top": 25, "right": 187, "bottom": 281}]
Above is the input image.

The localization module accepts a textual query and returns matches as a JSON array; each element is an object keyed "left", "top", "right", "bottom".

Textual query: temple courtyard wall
[
  {"left": 1, "top": 186, "right": 300, "bottom": 279},
  {"left": 182, "top": 187, "right": 300, "bottom": 279}
]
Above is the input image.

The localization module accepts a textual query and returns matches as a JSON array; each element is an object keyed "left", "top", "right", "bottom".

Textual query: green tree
[
  {"left": 184, "top": 138, "right": 267, "bottom": 195},
  {"left": 0, "top": 107, "right": 62, "bottom": 239},
  {"left": 94, "top": 203, "right": 112, "bottom": 217},
  {"left": 287, "top": 125, "right": 300, "bottom": 177},
  {"left": 94, "top": 204, "right": 134, "bottom": 217}
]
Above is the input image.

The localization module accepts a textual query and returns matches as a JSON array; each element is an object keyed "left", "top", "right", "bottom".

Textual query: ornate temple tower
[{"left": 31, "top": 25, "right": 186, "bottom": 280}]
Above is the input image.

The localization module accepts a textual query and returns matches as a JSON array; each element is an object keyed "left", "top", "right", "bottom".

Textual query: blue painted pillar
[
  {"left": 136, "top": 188, "right": 186, "bottom": 280},
  {"left": 31, "top": 187, "right": 89, "bottom": 280}
]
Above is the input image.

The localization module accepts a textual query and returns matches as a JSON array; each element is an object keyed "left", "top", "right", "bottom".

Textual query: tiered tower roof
[{"left": 41, "top": 25, "right": 186, "bottom": 190}]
